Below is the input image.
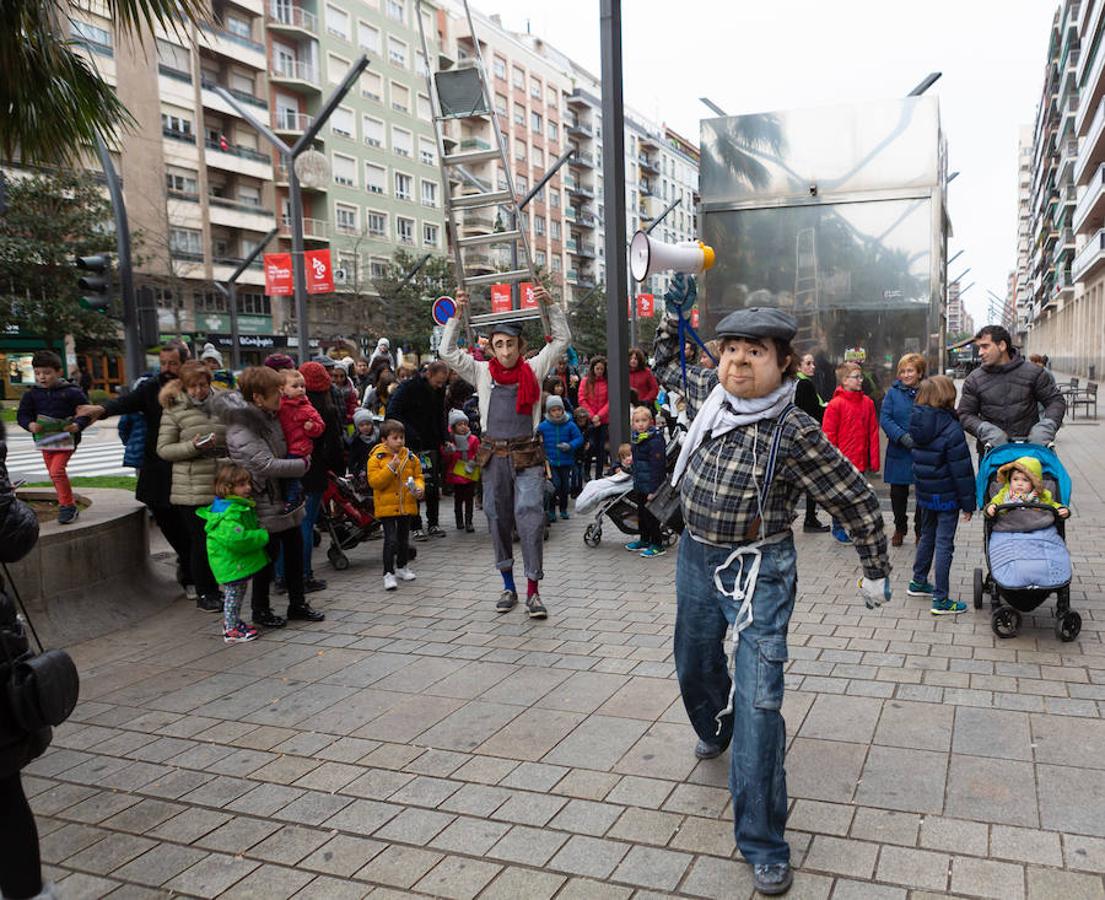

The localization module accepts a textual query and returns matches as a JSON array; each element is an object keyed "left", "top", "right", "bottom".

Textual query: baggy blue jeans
[
  {"left": 912, "top": 507, "right": 958, "bottom": 601},
  {"left": 674, "top": 532, "right": 796, "bottom": 866}
]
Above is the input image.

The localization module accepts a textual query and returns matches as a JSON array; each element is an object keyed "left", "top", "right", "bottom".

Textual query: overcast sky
[{"left": 474, "top": 0, "right": 1057, "bottom": 325}]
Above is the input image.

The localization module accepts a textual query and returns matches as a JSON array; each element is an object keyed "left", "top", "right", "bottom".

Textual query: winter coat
[
  {"left": 278, "top": 394, "right": 324, "bottom": 458},
  {"left": 211, "top": 390, "right": 306, "bottom": 533},
  {"left": 794, "top": 373, "right": 825, "bottom": 424},
  {"left": 155, "top": 382, "right": 227, "bottom": 507},
  {"left": 367, "top": 444, "right": 424, "bottom": 518},
  {"left": 630, "top": 426, "right": 667, "bottom": 495},
  {"left": 578, "top": 375, "right": 610, "bottom": 424},
  {"left": 303, "top": 390, "right": 346, "bottom": 493},
  {"left": 879, "top": 380, "right": 918, "bottom": 486},
  {"left": 822, "top": 387, "right": 880, "bottom": 473},
  {"left": 16, "top": 381, "right": 91, "bottom": 436},
  {"left": 629, "top": 368, "right": 660, "bottom": 406},
  {"left": 196, "top": 495, "right": 270, "bottom": 584},
  {"left": 536, "top": 416, "right": 584, "bottom": 468},
  {"left": 957, "top": 351, "right": 1066, "bottom": 443},
  {"left": 909, "top": 405, "right": 976, "bottom": 513},
  {"left": 441, "top": 433, "right": 481, "bottom": 485},
  {"left": 333, "top": 380, "right": 357, "bottom": 425},
  {"left": 103, "top": 373, "right": 178, "bottom": 507},
  {"left": 346, "top": 433, "right": 375, "bottom": 479},
  {"left": 386, "top": 374, "right": 446, "bottom": 452},
  {"left": 118, "top": 413, "right": 147, "bottom": 469}
]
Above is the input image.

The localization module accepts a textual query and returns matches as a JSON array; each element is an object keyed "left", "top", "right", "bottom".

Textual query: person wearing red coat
[
  {"left": 578, "top": 357, "right": 610, "bottom": 479},
  {"left": 822, "top": 363, "right": 879, "bottom": 544},
  {"left": 628, "top": 347, "right": 659, "bottom": 407}
]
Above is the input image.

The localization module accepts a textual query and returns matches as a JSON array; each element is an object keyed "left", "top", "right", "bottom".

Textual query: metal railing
[
  {"left": 1072, "top": 227, "right": 1105, "bottom": 280},
  {"left": 201, "top": 23, "right": 265, "bottom": 53},
  {"left": 270, "top": 59, "right": 319, "bottom": 85},
  {"left": 267, "top": 2, "right": 317, "bottom": 33},
  {"left": 272, "top": 110, "right": 313, "bottom": 131},
  {"left": 205, "top": 139, "right": 271, "bottom": 165}
]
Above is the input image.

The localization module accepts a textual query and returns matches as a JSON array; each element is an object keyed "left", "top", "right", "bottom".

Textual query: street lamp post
[
  {"left": 213, "top": 227, "right": 278, "bottom": 369},
  {"left": 212, "top": 55, "right": 369, "bottom": 362}
]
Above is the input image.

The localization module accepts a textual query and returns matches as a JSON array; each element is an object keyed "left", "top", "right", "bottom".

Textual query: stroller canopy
[{"left": 976, "top": 443, "right": 1072, "bottom": 508}]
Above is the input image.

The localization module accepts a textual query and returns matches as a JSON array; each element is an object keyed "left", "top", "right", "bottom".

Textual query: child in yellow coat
[{"left": 368, "top": 419, "right": 425, "bottom": 591}]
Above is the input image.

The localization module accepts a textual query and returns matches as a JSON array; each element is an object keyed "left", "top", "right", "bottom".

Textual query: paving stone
[
  {"left": 148, "top": 807, "right": 233, "bottom": 843},
  {"left": 854, "top": 745, "right": 946, "bottom": 814},
  {"left": 830, "top": 881, "right": 907, "bottom": 900},
  {"left": 163, "top": 853, "right": 259, "bottom": 898},
  {"left": 1030, "top": 714, "right": 1105, "bottom": 770},
  {"left": 542, "top": 714, "right": 650, "bottom": 770},
  {"left": 547, "top": 833, "right": 631, "bottom": 878},
  {"left": 1026, "top": 866, "right": 1105, "bottom": 900},
  {"left": 487, "top": 824, "right": 569, "bottom": 866},
  {"left": 945, "top": 755, "right": 1039, "bottom": 827},
  {"left": 604, "top": 806, "right": 682, "bottom": 846},
  {"left": 219, "top": 863, "right": 314, "bottom": 899},
  {"left": 291, "top": 874, "right": 370, "bottom": 899},
  {"left": 249, "top": 825, "right": 330, "bottom": 865},
  {"left": 873, "top": 700, "right": 954, "bottom": 751},
  {"left": 497, "top": 761, "right": 569, "bottom": 792},
  {"left": 297, "top": 834, "right": 386, "bottom": 877},
  {"left": 353, "top": 844, "right": 443, "bottom": 888},
  {"left": 270, "top": 790, "right": 353, "bottom": 826},
  {"left": 548, "top": 797, "right": 624, "bottom": 835},
  {"left": 491, "top": 790, "right": 568, "bottom": 826},
  {"left": 849, "top": 808, "right": 920, "bottom": 846},
  {"left": 799, "top": 694, "right": 883, "bottom": 743},
  {"left": 678, "top": 855, "right": 756, "bottom": 900},
  {"left": 411, "top": 855, "right": 502, "bottom": 900},
  {"left": 371, "top": 806, "right": 455, "bottom": 844},
  {"left": 788, "top": 799, "right": 855, "bottom": 837},
  {"left": 38, "top": 823, "right": 109, "bottom": 864},
  {"left": 552, "top": 768, "right": 621, "bottom": 801},
  {"left": 478, "top": 865, "right": 566, "bottom": 900},
  {"left": 953, "top": 707, "right": 1034, "bottom": 760},
  {"left": 437, "top": 783, "right": 512, "bottom": 817},
  {"left": 920, "top": 815, "right": 990, "bottom": 856},
  {"left": 554, "top": 877, "right": 633, "bottom": 900},
  {"left": 224, "top": 782, "right": 305, "bottom": 818},
  {"left": 429, "top": 815, "right": 512, "bottom": 855},
  {"left": 321, "top": 798, "right": 401, "bottom": 836},
  {"left": 609, "top": 843, "right": 692, "bottom": 890},
  {"left": 193, "top": 817, "right": 282, "bottom": 855},
  {"left": 950, "top": 856, "right": 1026, "bottom": 900},
  {"left": 785, "top": 738, "right": 866, "bottom": 803},
  {"left": 386, "top": 775, "right": 462, "bottom": 807},
  {"left": 1067, "top": 833, "right": 1105, "bottom": 873},
  {"left": 110, "top": 843, "right": 209, "bottom": 887},
  {"left": 874, "top": 845, "right": 950, "bottom": 891},
  {"left": 477, "top": 707, "right": 586, "bottom": 761},
  {"left": 99, "top": 798, "right": 186, "bottom": 835},
  {"left": 341, "top": 767, "right": 413, "bottom": 800},
  {"left": 1039, "top": 764, "right": 1105, "bottom": 837},
  {"left": 991, "top": 824, "right": 1064, "bottom": 866},
  {"left": 28, "top": 782, "right": 100, "bottom": 817},
  {"left": 63, "top": 831, "right": 158, "bottom": 875},
  {"left": 603, "top": 774, "right": 675, "bottom": 809},
  {"left": 661, "top": 782, "right": 731, "bottom": 817},
  {"left": 58, "top": 790, "right": 141, "bottom": 824},
  {"left": 802, "top": 834, "right": 878, "bottom": 879},
  {"left": 52, "top": 872, "right": 121, "bottom": 899}
]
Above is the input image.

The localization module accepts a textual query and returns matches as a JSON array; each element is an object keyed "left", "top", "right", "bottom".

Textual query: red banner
[
  {"left": 520, "top": 282, "right": 537, "bottom": 309},
  {"left": 264, "top": 252, "right": 293, "bottom": 296},
  {"left": 305, "top": 248, "right": 333, "bottom": 295},
  {"left": 490, "top": 283, "right": 512, "bottom": 313},
  {"left": 636, "top": 293, "right": 654, "bottom": 318}
]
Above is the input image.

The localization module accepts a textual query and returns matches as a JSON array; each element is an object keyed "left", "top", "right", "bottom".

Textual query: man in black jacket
[
  {"left": 387, "top": 361, "right": 449, "bottom": 539},
  {"left": 78, "top": 341, "right": 193, "bottom": 585}
]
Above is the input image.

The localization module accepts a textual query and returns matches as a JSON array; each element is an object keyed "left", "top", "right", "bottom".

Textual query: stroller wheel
[
  {"left": 991, "top": 606, "right": 1021, "bottom": 639},
  {"left": 327, "top": 546, "right": 350, "bottom": 571},
  {"left": 1055, "top": 610, "right": 1082, "bottom": 643},
  {"left": 973, "top": 568, "right": 984, "bottom": 610},
  {"left": 583, "top": 524, "right": 602, "bottom": 548}
]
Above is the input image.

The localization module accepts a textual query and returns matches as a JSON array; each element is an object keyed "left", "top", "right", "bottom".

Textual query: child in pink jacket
[{"left": 441, "top": 409, "right": 480, "bottom": 532}]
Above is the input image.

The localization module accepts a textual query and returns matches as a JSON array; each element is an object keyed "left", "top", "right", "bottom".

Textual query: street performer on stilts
[{"left": 440, "top": 285, "right": 570, "bottom": 618}]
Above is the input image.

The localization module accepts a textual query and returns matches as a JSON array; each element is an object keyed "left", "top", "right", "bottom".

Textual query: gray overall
[{"left": 483, "top": 383, "right": 545, "bottom": 581}]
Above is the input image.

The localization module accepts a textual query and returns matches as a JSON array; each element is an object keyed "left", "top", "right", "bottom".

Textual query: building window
[
  {"left": 392, "top": 126, "right": 412, "bottom": 157},
  {"left": 326, "top": 5, "right": 349, "bottom": 40},
  {"left": 358, "top": 21, "right": 380, "bottom": 52},
  {"left": 493, "top": 56, "right": 506, "bottom": 80},
  {"left": 420, "top": 179, "right": 437, "bottom": 207},
  {"left": 332, "top": 153, "right": 356, "bottom": 186},
  {"left": 530, "top": 79, "right": 542, "bottom": 100},
  {"left": 386, "top": 0, "right": 404, "bottom": 22},
  {"left": 161, "top": 111, "right": 192, "bottom": 137},
  {"left": 195, "top": 290, "right": 227, "bottom": 313},
  {"left": 495, "top": 93, "right": 507, "bottom": 114},
  {"left": 361, "top": 71, "right": 383, "bottom": 102},
  {"left": 365, "top": 162, "right": 387, "bottom": 194},
  {"left": 533, "top": 147, "right": 544, "bottom": 168},
  {"left": 367, "top": 211, "right": 387, "bottom": 237},
  {"left": 362, "top": 115, "right": 385, "bottom": 148},
  {"left": 390, "top": 82, "right": 410, "bottom": 114},
  {"left": 513, "top": 103, "right": 525, "bottom": 126},
  {"left": 514, "top": 141, "right": 526, "bottom": 162},
  {"left": 72, "top": 20, "right": 113, "bottom": 55},
  {"left": 335, "top": 203, "right": 359, "bottom": 234},
  {"left": 548, "top": 120, "right": 558, "bottom": 141},
  {"left": 370, "top": 257, "right": 388, "bottom": 278},
  {"left": 170, "top": 227, "right": 202, "bottom": 257},
  {"left": 239, "top": 291, "right": 272, "bottom": 315},
  {"left": 330, "top": 106, "right": 354, "bottom": 138},
  {"left": 237, "top": 184, "right": 261, "bottom": 207},
  {"left": 535, "top": 250, "right": 546, "bottom": 267},
  {"left": 422, "top": 223, "right": 439, "bottom": 247},
  {"left": 550, "top": 189, "right": 560, "bottom": 208},
  {"left": 416, "top": 93, "right": 432, "bottom": 121},
  {"left": 387, "top": 36, "right": 407, "bottom": 68},
  {"left": 534, "top": 216, "right": 545, "bottom": 236},
  {"left": 416, "top": 51, "right": 429, "bottom": 76},
  {"left": 394, "top": 171, "right": 412, "bottom": 200},
  {"left": 531, "top": 111, "right": 542, "bottom": 133},
  {"left": 397, "top": 216, "right": 414, "bottom": 245},
  {"left": 550, "top": 220, "right": 561, "bottom": 240},
  {"left": 552, "top": 256, "right": 562, "bottom": 272},
  {"left": 516, "top": 175, "right": 528, "bottom": 194},
  {"left": 512, "top": 65, "right": 525, "bottom": 88},
  {"left": 165, "top": 168, "right": 198, "bottom": 197},
  {"left": 419, "top": 137, "right": 436, "bottom": 166},
  {"left": 327, "top": 53, "right": 350, "bottom": 85}
]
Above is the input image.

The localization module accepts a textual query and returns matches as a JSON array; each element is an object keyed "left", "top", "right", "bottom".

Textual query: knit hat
[
  {"left": 299, "top": 361, "right": 331, "bottom": 393},
  {"left": 338, "top": 356, "right": 355, "bottom": 372},
  {"left": 545, "top": 395, "right": 565, "bottom": 413},
  {"left": 313, "top": 355, "right": 336, "bottom": 369},
  {"left": 997, "top": 456, "right": 1045, "bottom": 494},
  {"left": 200, "top": 342, "right": 224, "bottom": 367},
  {"left": 353, "top": 408, "right": 375, "bottom": 429},
  {"left": 263, "top": 353, "right": 295, "bottom": 371},
  {"left": 448, "top": 408, "right": 469, "bottom": 430}
]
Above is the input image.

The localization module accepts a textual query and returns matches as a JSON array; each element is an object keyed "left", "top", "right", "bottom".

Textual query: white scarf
[{"left": 671, "top": 380, "right": 795, "bottom": 485}]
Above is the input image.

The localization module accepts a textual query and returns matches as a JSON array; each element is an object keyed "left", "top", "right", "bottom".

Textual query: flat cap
[
  {"left": 489, "top": 322, "right": 522, "bottom": 338},
  {"left": 715, "top": 306, "right": 797, "bottom": 343}
]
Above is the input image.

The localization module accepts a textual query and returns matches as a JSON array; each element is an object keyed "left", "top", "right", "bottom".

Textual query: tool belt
[{"left": 476, "top": 437, "right": 545, "bottom": 470}]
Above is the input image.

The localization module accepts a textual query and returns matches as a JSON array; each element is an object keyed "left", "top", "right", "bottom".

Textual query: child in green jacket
[{"left": 198, "top": 463, "right": 271, "bottom": 643}]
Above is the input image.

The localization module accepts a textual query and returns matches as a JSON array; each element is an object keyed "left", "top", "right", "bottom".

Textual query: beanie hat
[
  {"left": 200, "top": 342, "right": 223, "bottom": 367},
  {"left": 353, "top": 408, "right": 374, "bottom": 429},
  {"left": 448, "top": 408, "right": 469, "bottom": 430},
  {"left": 338, "top": 356, "right": 354, "bottom": 372},
  {"left": 299, "top": 361, "right": 331, "bottom": 393},
  {"left": 263, "top": 353, "right": 295, "bottom": 371},
  {"left": 545, "top": 395, "right": 565, "bottom": 412}
]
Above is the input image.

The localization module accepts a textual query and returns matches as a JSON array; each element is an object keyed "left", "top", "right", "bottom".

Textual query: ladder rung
[
  {"left": 469, "top": 309, "right": 544, "bottom": 327},
  {"left": 452, "top": 190, "right": 513, "bottom": 209},
  {"left": 444, "top": 149, "right": 500, "bottom": 166},
  {"left": 465, "top": 269, "right": 530, "bottom": 286},
  {"left": 457, "top": 230, "right": 521, "bottom": 248}
]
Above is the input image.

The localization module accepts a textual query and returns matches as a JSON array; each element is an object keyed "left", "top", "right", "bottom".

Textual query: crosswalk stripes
[{"left": 6, "top": 442, "right": 135, "bottom": 480}]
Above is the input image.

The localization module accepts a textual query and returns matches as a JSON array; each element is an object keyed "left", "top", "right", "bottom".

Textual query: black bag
[
  {"left": 647, "top": 478, "right": 685, "bottom": 533},
  {"left": 0, "top": 497, "right": 39, "bottom": 564},
  {"left": 7, "top": 649, "right": 80, "bottom": 731}
]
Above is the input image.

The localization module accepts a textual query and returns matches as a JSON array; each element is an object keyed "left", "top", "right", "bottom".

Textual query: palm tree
[{"left": 0, "top": 0, "right": 206, "bottom": 165}]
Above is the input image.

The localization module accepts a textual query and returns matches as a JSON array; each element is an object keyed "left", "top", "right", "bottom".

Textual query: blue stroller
[{"left": 972, "top": 444, "right": 1078, "bottom": 641}]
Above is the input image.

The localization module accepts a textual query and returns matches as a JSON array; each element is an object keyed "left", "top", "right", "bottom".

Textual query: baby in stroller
[{"left": 985, "top": 456, "right": 1069, "bottom": 520}]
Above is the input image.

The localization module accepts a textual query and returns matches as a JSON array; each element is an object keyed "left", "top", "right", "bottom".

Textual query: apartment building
[
  {"left": 1014, "top": 125, "right": 1034, "bottom": 340},
  {"left": 1023, "top": 0, "right": 1105, "bottom": 377}
]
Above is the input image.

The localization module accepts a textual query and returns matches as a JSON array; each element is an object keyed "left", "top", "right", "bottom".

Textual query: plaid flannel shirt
[{"left": 654, "top": 317, "right": 890, "bottom": 579}]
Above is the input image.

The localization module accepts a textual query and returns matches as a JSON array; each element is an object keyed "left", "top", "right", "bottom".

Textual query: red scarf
[{"left": 488, "top": 357, "right": 540, "bottom": 415}]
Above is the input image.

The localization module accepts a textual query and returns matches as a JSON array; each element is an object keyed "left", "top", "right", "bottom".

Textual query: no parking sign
[{"left": 431, "top": 295, "right": 456, "bottom": 326}]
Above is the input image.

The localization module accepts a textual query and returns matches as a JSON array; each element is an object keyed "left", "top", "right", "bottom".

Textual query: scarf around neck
[
  {"left": 488, "top": 357, "right": 540, "bottom": 415},
  {"left": 671, "top": 380, "right": 795, "bottom": 485}
]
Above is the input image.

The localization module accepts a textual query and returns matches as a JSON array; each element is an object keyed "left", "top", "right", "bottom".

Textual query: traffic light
[{"left": 76, "top": 254, "right": 112, "bottom": 312}]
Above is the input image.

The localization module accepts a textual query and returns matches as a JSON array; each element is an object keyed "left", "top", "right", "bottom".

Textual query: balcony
[
  {"left": 270, "top": 59, "right": 320, "bottom": 91},
  {"left": 1077, "top": 44, "right": 1105, "bottom": 137},
  {"left": 204, "top": 138, "right": 270, "bottom": 164},
  {"left": 459, "top": 138, "right": 491, "bottom": 151},
  {"left": 575, "top": 211, "right": 597, "bottom": 228},
  {"left": 568, "top": 181, "right": 594, "bottom": 199},
  {"left": 638, "top": 154, "right": 659, "bottom": 175},
  {"left": 278, "top": 214, "right": 330, "bottom": 241},
  {"left": 267, "top": 2, "right": 317, "bottom": 36},
  {"left": 569, "top": 150, "right": 594, "bottom": 169},
  {"left": 572, "top": 243, "right": 595, "bottom": 259},
  {"left": 209, "top": 196, "right": 275, "bottom": 231},
  {"left": 1075, "top": 163, "right": 1105, "bottom": 232},
  {"left": 1052, "top": 227, "right": 1075, "bottom": 265},
  {"left": 201, "top": 81, "right": 267, "bottom": 120},
  {"left": 567, "top": 119, "right": 592, "bottom": 138},
  {"left": 273, "top": 162, "right": 327, "bottom": 191},
  {"left": 198, "top": 23, "right": 266, "bottom": 69},
  {"left": 162, "top": 127, "right": 195, "bottom": 145},
  {"left": 272, "top": 109, "right": 313, "bottom": 134},
  {"left": 1076, "top": 97, "right": 1105, "bottom": 186},
  {"left": 1072, "top": 227, "right": 1105, "bottom": 282},
  {"left": 1055, "top": 266, "right": 1075, "bottom": 299}
]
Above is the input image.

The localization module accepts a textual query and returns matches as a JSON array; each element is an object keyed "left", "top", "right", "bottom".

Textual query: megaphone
[{"left": 629, "top": 230, "right": 716, "bottom": 282}]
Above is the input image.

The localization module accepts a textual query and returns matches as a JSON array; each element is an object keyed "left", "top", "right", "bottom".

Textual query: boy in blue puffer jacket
[
  {"left": 626, "top": 405, "right": 668, "bottom": 558},
  {"left": 908, "top": 375, "right": 976, "bottom": 615},
  {"left": 537, "top": 396, "right": 583, "bottom": 522}
]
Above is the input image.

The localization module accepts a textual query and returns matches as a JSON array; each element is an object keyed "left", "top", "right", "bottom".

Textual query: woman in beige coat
[{"left": 157, "top": 361, "right": 227, "bottom": 612}]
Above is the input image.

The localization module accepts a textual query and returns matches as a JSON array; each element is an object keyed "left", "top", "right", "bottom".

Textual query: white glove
[{"left": 858, "top": 576, "right": 892, "bottom": 609}]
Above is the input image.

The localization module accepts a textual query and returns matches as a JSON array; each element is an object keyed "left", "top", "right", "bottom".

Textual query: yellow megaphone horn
[{"left": 629, "top": 230, "right": 716, "bottom": 282}]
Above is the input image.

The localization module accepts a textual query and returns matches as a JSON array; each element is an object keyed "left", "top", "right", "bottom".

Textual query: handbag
[{"left": 7, "top": 649, "right": 80, "bottom": 731}]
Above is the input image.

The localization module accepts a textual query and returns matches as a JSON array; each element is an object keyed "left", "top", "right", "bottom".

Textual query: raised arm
[
  {"left": 439, "top": 292, "right": 481, "bottom": 385},
  {"left": 651, "top": 314, "right": 717, "bottom": 421}
]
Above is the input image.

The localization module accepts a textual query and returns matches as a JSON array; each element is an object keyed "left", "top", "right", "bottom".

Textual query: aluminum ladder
[{"left": 415, "top": 0, "right": 549, "bottom": 345}]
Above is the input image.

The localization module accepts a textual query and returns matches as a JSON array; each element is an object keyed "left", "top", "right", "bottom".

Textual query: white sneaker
[
  {"left": 383, "top": 573, "right": 398, "bottom": 591},
  {"left": 396, "top": 566, "right": 417, "bottom": 582}
]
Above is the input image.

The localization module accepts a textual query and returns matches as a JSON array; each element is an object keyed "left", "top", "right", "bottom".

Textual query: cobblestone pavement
[{"left": 26, "top": 416, "right": 1105, "bottom": 899}]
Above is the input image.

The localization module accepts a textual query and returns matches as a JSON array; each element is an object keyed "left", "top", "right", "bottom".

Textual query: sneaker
[
  {"left": 395, "top": 567, "right": 416, "bottom": 582},
  {"left": 625, "top": 539, "right": 647, "bottom": 551},
  {"left": 224, "top": 624, "right": 258, "bottom": 644},
  {"left": 831, "top": 525, "right": 853, "bottom": 545},
  {"left": 753, "top": 862, "right": 793, "bottom": 896},
  {"left": 931, "top": 598, "right": 968, "bottom": 616},
  {"left": 907, "top": 580, "right": 935, "bottom": 597},
  {"left": 640, "top": 545, "right": 667, "bottom": 558},
  {"left": 251, "top": 609, "right": 286, "bottom": 629},
  {"left": 546, "top": 512, "right": 556, "bottom": 524},
  {"left": 525, "top": 593, "right": 548, "bottom": 619},
  {"left": 57, "top": 505, "right": 79, "bottom": 525},
  {"left": 302, "top": 577, "right": 327, "bottom": 594},
  {"left": 383, "top": 573, "right": 398, "bottom": 591},
  {"left": 412, "top": 529, "right": 428, "bottom": 542},
  {"left": 273, "top": 577, "right": 287, "bottom": 595},
  {"left": 428, "top": 525, "right": 446, "bottom": 538},
  {"left": 559, "top": 511, "right": 570, "bottom": 520},
  {"left": 495, "top": 590, "right": 518, "bottom": 613},
  {"left": 236, "top": 621, "right": 259, "bottom": 639},
  {"left": 802, "top": 520, "right": 831, "bottom": 533},
  {"left": 196, "top": 594, "right": 222, "bottom": 613}
]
